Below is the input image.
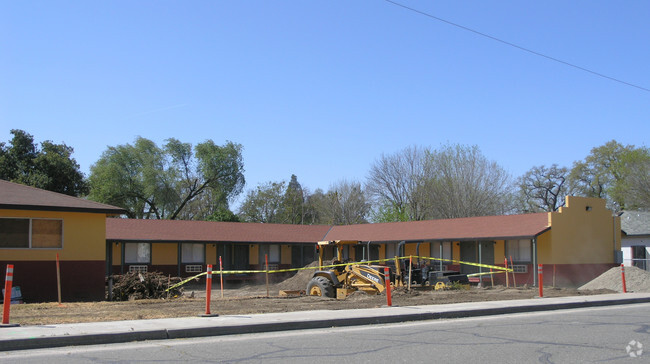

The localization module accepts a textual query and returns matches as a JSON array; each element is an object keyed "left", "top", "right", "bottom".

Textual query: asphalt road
[{"left": 2, "top": 303, "right": 649, "bottom": 363}]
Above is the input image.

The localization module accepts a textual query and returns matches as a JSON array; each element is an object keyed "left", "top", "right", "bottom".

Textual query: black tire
[{"left": 307, "top": 276, "right": 335, "bottom": 298}]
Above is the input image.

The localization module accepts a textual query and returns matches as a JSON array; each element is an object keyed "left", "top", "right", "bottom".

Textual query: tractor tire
[{"left": 306, "top": 276, "right": 335, "bottom": 298}]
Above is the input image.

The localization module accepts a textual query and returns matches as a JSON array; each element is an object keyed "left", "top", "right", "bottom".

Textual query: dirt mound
[
  {"left": 274, "top": 260, "right": 331, "bottom": 291},
  {"left": 578, "top": 266, "right": 650, "bottom": 292}
]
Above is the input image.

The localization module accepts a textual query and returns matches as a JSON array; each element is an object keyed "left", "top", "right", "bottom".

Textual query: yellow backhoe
[{"left": 306, "top": 240, "right": 400, "bottom": 299}]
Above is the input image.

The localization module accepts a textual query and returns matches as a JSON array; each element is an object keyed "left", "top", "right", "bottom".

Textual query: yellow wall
[
  {"left": 494, "top": 240, "right": 505, "bottom": 265},
  {"left": 152, "top": 243, "right": 177, "bottom": 265},
  {"left": 281, "top": 245, "right": 292, "bottom": 265},
  {"left": 206, "top": 244, "right": 217, "bottom": 265},
  {"left": 545, "top": 196, "right": 619, "bottom": 264},
  {"left": 0, "top": 209, "right": 106, "bottom": 261},
  {"left": 249, "top": 245, "right": 259, "bottom": 264},
  {"left": 112, "top": 243, "right": 122, "bottom": 264}
]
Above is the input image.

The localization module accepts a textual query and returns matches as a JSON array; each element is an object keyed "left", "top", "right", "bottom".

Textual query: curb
[{"left": 2, "top": 296, "right": 650, "bottom": 352}]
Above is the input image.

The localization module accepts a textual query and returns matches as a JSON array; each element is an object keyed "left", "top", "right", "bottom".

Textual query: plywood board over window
[
  {"left": 0, "top": 218, "right": 62, "bottom": 249},
  {"left": 32, "top": 219, "right": 63, "bottom": 248}
]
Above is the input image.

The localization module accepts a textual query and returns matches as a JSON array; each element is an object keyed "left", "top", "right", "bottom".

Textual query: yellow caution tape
[{"left": 163, "top": 255, "right": 512, "bottom": 292}]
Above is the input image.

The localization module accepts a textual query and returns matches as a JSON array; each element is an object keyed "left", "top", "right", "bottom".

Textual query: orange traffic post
[
  {"left": 200, "top": 264, "right": 218, "bottom": 317},
  {"left": 538, "top": 264, "right": 544, "bottom": 298},
  {"left": 384, "top": 267, "right": 392, "bottom": 307},
  {"left": 2, "top": 264, "right": 16, "bottom": 326},
  {"left": 621, "top": 264, "right": 627, "bottom": 293}
]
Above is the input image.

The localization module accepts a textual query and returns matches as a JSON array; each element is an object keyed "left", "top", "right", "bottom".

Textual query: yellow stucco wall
[
  {"left": 206, "top": 244, "right": 217, "bottom": 265},
  {"left": 249, "top": 245, "right": 259, "bottom": 264},
  {"left": 152, "top": 243, "right": 177, "bottom": 265},
  {"left": 281, "top": 245, "right": 291, "bottom": 265},
  {"left": 0, "top": 209, "right": 106, "bottom": 261},
  {"left": 545, "top": 196, "right": 619, "bottom": 264},
  {"left": 494, "top": 240, "right": 505, "bottom": 265}
]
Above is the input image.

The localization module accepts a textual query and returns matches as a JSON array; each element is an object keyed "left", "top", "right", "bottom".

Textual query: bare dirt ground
[{"left": 6, "top": 283, "right": 613, "bottom": 326}]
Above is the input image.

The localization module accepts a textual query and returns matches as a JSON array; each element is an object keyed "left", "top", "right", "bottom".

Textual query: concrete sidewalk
[{"left": 2, "top": 293, "right": 650, "bottom": 352}]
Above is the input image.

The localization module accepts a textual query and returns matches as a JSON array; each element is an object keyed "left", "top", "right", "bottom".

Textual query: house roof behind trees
[{"left": 0, "top": 179, "right": 125, "bottom": 214}]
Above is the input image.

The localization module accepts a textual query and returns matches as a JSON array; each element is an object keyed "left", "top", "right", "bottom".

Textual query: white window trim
[{"left": 0, "top": 217, "right": 64, "bottom": 249}]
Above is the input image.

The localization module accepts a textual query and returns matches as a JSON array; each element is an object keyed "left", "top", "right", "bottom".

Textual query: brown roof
[
  {"left": 0, "top": 179, "right": 125, "bottom": 214},
  {"left": 106, "top": 212, "right": 550, "bottom": 244},
  {"left": 324, "top": 213, "right": 550, "bottom": 242},
  {"left": 106, "top": 218, "right": 332, "bottom": 243}
]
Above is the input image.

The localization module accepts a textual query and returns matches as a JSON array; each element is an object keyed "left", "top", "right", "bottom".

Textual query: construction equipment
[{"left": 307, "top": 240, "right": 394, "bottom": 299}]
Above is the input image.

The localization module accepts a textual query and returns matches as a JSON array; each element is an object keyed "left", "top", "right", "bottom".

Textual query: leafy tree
[
  {"left": 421, "top": 144, "right": 513, "bottom": 219},
  {"left": 570, "top": 140, "right": 650, "bottom": 210},
  {"left": 0, "top": 129, "right": 87, "bottom": 196},
  {"left": 281, "top": 174, "right": 305, "bottom": 224},
  {"left": 88, "top": 137, "right": 244, "bottom": 219},
  {"left": 237, "top": 181, "right": 286, "bottom": 223},
  {"left": 621, "top": 157, "right": 650, "bottom": 210},
  {"left": 516, "top": 164, "right": 572, "bottom": 212}
]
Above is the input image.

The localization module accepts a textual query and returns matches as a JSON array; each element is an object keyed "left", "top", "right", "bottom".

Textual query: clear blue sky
[{"left": 2, "top": 1, "right": 649, "bottom": 209}]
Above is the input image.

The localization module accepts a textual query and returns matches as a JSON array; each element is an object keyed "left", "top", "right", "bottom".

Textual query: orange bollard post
[
  {"left": 200, "top": 264, "right": 218, "bottom": 317},
  {"left": 621, "top": 264, "right": 627, "bottom": 293},
  {"left": 2, "top": 265, "right": 15, "bottom": 325},
  {"left": 384, "top": 267, "right": 392, "bottom": 307},
  {"left": 538, "top": 264, "right": 544, "bottom": 298}
]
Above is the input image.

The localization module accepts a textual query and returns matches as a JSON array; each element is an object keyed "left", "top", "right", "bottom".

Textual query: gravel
[{"left": 578, "top": 266, "right": 650, "bottom": 293}]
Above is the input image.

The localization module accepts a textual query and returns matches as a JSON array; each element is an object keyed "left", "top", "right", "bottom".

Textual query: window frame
[{"left": 0, "top": 217, "right": 63, "bottom": 249}]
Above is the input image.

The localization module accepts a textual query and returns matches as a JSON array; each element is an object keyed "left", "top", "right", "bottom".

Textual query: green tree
[
  {"left": 281, "top": 174, "right": 306, "bottom": 224},
  {"left": 88, "top": 137, "right": 244, "bottom": 219},
  {"left": 0, "top": 129, "right": 87, "bottom": 196},
  {"left": 570, "top": 140, "right": 650, "bottom": 210},
  {"left": 237, "top": 181, "right": 286, "bottom": 223},
  {"left": 623, "top": 157, "right": 650, "bottom": 210}
]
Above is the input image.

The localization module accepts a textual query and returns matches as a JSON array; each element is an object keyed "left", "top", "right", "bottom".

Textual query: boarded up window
[
  {"left": 0, "top": 218, "right": 29, "bottom": 248},
  {"left": 32, "top": 219, "right": 63, "bottom": 248}
]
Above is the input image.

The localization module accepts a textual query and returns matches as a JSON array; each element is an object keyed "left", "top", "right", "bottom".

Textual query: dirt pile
[
  {"left": 578, "top": 266, "right": 650, "bottom": 292},
  {"left": 273, "top": 260, "right": 330, "bottom": 291}
]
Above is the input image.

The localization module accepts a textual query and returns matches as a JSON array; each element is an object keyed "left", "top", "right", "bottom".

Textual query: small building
[
  {"left": 106, "top": 196, "right": 621, "bottom": 288},
  {"left": 620, "top": 211, "right": 650, "bottom": 270},
  {"left": 106, "top": 219, "right": 331, "bottom": 281},
  {"left": 0, "top": 180, "right": 124, "bottom": 301}
]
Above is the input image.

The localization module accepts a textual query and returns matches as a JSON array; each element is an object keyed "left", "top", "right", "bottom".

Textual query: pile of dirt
[
  {"left": 273, "top": 260, "right": 331, "bottom": 291},
  {"left": 578, "top": 266, "right": 650, "bottom": 292}
]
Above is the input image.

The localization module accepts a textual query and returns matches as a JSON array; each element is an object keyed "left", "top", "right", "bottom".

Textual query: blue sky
[{"left": 2, "top": 1, "right": 649, "bottom": 209}]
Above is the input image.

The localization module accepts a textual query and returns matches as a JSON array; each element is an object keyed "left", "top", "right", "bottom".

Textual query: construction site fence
[{"left": 165, "top": 256, "right": 513, "bottom": 292}]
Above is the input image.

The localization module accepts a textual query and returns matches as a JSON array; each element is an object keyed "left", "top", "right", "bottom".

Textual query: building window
[
  {"left": 0, "top": 218, "right": 62, "bottom": 249},
  {"left": 430, "top": 242, "right": 452, "bottom": 260},
  {"left": 125, "top": 243, "right": 151, "bottom": 264},
  {"left": 506, "top": 239, "right": 532, "bottom": 263},
  {"left": 269, "top": 244, "right": 280, "bottom": 263},
  {"left": 182, "top": 243, "right": 205, "bottom": 264}
]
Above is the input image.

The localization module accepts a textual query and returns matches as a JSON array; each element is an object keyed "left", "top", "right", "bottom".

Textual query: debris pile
[
  {"left": 578, "top": 266, "right": 650, "bottom": 293},
  {"left": 274, "top": 260, "right": 329, "bottom": 291},
  {"left": 110, "top": 271, "right": 183, "bottom": 301}
]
